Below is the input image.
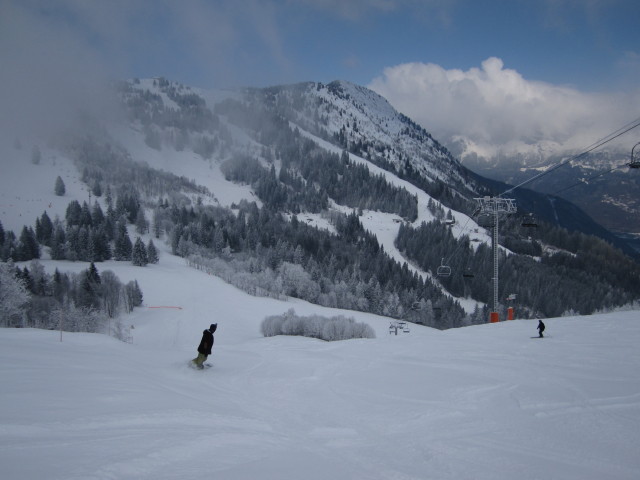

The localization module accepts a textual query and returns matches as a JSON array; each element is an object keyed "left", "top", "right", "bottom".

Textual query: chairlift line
[
  {"left": 550, "top": 139, "right": 640, "bottom": 197},
  {"left": 630, "top": 142, "right": 640, "bottom": 169},
  {"left": 500, "top": 117, "right": 640, "bottom": 197},
  {"left": 436, "top": 257, "right": 451, "bottom": 277},
  {"left": 552, "top": 165, "right": 623, "bottom": 196},
  {"left": 462, "top": 268, "right": 475, "bottom": 278},
  {"left": 435, "top": 211, "right": 478, "bottom": 278},
  {"left": 521, "top": 213, "right": 538, "bottom": 228}
]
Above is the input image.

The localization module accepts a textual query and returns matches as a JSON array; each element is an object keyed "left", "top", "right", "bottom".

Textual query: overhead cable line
[
  {"left": 500, "top": 116, "right": 640, "bottom": 197},
  {"left": 552, "top": 164, "right": 626, "bottom": 196},
  {"left": 442, "top": 212, "right": 477, "bottom": 267}
]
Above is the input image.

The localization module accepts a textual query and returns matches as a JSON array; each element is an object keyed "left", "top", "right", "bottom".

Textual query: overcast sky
[{"left": 2, "top": 0, "right": 639, "bottom": 157}]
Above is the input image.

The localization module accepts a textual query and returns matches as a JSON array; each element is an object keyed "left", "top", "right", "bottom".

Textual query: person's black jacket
[{"left": 197, "top": 329, "right": 214, "bottom": 355}]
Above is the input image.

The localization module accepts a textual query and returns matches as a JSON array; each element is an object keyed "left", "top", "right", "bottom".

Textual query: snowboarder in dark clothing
[
  {"left": 192, "top": 323, "right": 217, "bottom": 369},
  {"left": 537, "top": 319, "right": 545, "bottom": 338}
]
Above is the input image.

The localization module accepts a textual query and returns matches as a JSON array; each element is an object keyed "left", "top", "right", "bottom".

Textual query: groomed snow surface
[{"left": 2, "top": 252, "right": 640, "bottom": 480}]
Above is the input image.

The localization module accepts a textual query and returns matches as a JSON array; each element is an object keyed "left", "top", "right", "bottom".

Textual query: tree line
[
  {"left": 0, "top": 260, "right": 142, "bottom": 339},
  {"left": 0, "top": 195, "right": 158, "bottom": 267},
  {"left": 155, "top": 197, "right": 465, "bottom": 329},
  {"left": 395, "top": 218, "right": 640, "bottom": 318}
]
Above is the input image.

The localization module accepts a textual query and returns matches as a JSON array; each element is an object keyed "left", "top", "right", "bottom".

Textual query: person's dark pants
[{"left": 192, "top": 353, "right": 208, "bottom": 368}]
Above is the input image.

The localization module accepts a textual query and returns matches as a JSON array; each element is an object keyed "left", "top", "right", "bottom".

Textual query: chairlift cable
[
  {"left": 435, "top": 117, "right": 639, "bottom": 279},
  {"left": 552, "top": 164, "right": 626, "bottom": 196},
  {"left": 442, "top": 213, "right": 476, "bottom": 266},
  {"left": 437, "top": 208, "right": 489, "bottom": 277},
  {"left": 500, "top": 116, "right": 640, "bottom": 197}
]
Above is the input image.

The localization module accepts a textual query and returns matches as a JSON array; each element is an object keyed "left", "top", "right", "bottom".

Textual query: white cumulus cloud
[{"left": 369, "top": 57, "right": 640, "bottom": 163}]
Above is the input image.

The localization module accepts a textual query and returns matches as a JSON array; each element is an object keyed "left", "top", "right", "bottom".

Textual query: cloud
[
  {"left": 290, "top": 0, "right": 456, "bottom": 25},
  {"left": 290, "top": 0, "right": 398, "bottom": 20},
  {"left": 0, "top": 1, "right": 121, "bottom": 141},
  {"left": 369, "top": 57, "right": 640, "bottom": 162},
  {"left": 161, "top": 0, "right": 292, "bottom": 87},
  {"left": 0, "top": 0, "right": 295, "bottom": 143}
]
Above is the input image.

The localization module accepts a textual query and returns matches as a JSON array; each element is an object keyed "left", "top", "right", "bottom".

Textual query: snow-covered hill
[
  {"left": 106, "top": 78, "right": 491, "bottom": 311},
  {"left": 1, "top": 249, "right": 640, "bottom": 479},
  {"left": 2, "top": 76, "right": 640, "bottom": 479}
]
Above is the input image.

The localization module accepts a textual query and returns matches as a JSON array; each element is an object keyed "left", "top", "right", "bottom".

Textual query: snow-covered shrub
[
  {"left": 260, "top": 314, "right": 284, "bottom": 337},
  {"left": 278, "top": 262, "right": 320, "bottom": 302},
  {"left": 302, "top": 314, "right": 324, "bottom": 338},
  {"left": 260, "top": 309, "right": 375, "bottom": 341},
  {"left": 52, "top": 303, "right": 108, "bottom": 334},
  {"left": 280, "top": 309, "right": 304, "bottom": 336},
  {"left": 0, "top": 261, "right": 30, "bottom": 327}
]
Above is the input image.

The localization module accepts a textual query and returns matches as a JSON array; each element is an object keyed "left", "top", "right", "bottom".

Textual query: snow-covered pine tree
[
  {"left": 132, "top": 237, "right": 148, "bottom": 266},
  {"left": 36, "top": 211, "right": 53, "bottom": 246},
  {"left": 135, "top": 209, "right": 148, "bottom": 234},
  {"left": 114, "top": 221, "right": 132, "bottom": 261},
  {"left": 146, "top": 239, "right": 159, "bottom": 264},
  {"left": 18, "top": 226, "right": 39, "bottom": 261},
  {"left": 54, "top": 176, "right": 66, "bottom": 196}
]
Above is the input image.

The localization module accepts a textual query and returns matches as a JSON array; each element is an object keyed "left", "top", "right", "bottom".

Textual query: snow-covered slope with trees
[
  {"left": 1, "top": 251, "right": 640, "bottom": 479},
  {"left": 3, "top": 76, "right": 640, "bottom": 326},
  {"left": 2, "top": 74, "right": 640, "bottom": 479}
]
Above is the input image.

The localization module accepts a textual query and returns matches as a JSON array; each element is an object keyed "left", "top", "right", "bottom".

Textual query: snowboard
[{"left": 188, "top": 361, "right": 213, "bottom": 369}]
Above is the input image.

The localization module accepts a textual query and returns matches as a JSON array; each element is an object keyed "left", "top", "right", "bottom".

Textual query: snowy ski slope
[{"left": 1, "top": 249, "right": 640, "bottom": 479}]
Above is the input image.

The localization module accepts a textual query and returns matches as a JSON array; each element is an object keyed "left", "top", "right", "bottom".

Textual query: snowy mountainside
[
  {"left": 3, "top": 75, "right": 640, "bottom": 325},
  {"left": 0, "top": 142, "right": 85, "bottom": 234},
  {"left": 213, "top": 79, "right": 637, "bottom": 256},
  {"left": 3, "top": 74, "right": 640, "bottom": 477},
  {"left": 3, "top": 133, "right": 639, "bottom": 476},
  {"left": 243, "top": 80, "right": 477, "bottom": 194}
]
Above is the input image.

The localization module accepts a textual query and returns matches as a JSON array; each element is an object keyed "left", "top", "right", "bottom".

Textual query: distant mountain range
[{"left": 452, "top": 140, "right": 640, "bottom": 249}]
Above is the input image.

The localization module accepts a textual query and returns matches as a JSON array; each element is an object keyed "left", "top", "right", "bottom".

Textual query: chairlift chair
[
  {"left": 521, "top": 214, "right": 538, "bottom": 228},
  {"left": 629, "top": 142, "right": 640, "bottom": 168},
  {"left": 436, "top": 258, "right": 451, "bottom": 277},
  {"left": 477, "top": 213, "right": 495, "bottom": 228},
  {"left": 462, "top": 268, "right": 475, "bottom": 278}
]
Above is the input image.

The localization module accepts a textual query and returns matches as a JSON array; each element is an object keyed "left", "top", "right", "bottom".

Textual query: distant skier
[
  {"left": 537, "top": 319, "right": 546, "bottom": 338},
  {"left": 192, "top": 323, "right": 217, "bottom": 369}
]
